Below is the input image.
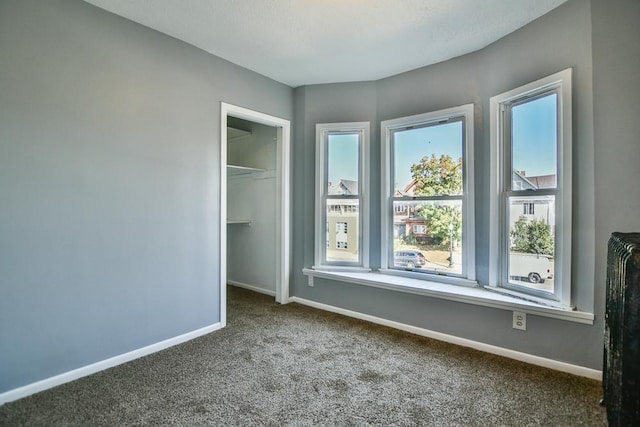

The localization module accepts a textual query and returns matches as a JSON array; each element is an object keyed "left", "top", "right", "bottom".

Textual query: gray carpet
[{"left": 1, "top": 286, "right": 607, "bottom": 426}]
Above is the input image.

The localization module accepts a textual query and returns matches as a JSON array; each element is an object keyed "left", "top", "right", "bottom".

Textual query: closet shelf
[
  {"left": 227, "top": 219, "right": 251, "bottom": 225},
  {"left": 227, "top": 126, "right": 251, "bottom": 143},
  {"left": 227, "top": 164, "right": 265, "bottom": 176}
]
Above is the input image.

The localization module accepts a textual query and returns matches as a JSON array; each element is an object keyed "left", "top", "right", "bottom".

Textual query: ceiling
[{"left": 84, "top": 0, "right": 568, "bottom": 87}]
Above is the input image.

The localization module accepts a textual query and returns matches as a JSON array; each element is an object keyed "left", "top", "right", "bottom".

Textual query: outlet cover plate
[{"left": 513, "top": 311, "right": 526, "bottom": 330}]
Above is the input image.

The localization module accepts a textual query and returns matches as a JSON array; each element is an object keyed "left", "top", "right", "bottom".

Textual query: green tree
[
  {"left": 411, "top": 154, "right": 463, "bottom": 245},
  {"left": 418, "top": 204, "right": 462, "bottom": 245},
  {"left": 410, "top": 154, "right": 462, "bottom": 196},
  {"left": 510, "top": 216, "right": 554, "bottom": 255}
]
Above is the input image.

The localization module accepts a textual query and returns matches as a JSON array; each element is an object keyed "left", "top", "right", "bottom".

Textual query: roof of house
[
  {"left": 329, "top": 179, "right": 358, "bottom": 195},
  {"left": 526, "top": 174, "right": 557, "bottom": 189},
  {"left": 395, "top": 179, "right": 418, "bottom": 197},
  {"left": 512, "top": 170, "right": 538, "bottom": 189}
]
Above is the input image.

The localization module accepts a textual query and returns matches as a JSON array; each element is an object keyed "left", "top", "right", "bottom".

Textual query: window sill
[
  {"left": 301, "top": 268, "right": 594, "bottom": 325},
  {"left": 311, "top": 265, "right": 371, "bottom": 273}
]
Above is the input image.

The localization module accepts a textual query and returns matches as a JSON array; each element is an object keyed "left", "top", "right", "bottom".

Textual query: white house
[{"left": 510, "top": 170, "right": 556, "bottom": 231}]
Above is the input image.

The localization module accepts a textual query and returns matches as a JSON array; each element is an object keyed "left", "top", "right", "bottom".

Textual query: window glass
[
  {"left": 511, "top": 93, "right": 557, "bottom": 190},
  {"left": 507, "top": 195, "right": 556, "bottom": 292},
  {"left": 328, "top": 133, "right": 359, "bottom": 195},
  {"left": 508, "top": 93, "right": 558, "bottom": 295},
  {"left": 325, "top": 199, "right": 359, "bottom": 263},
  {"left": 389, "top": 118, "right": 466, "bottom": 276},
  {"left": 392, "top": 199, "right": 462, "bottom": 274},
  {"left": 393, "top": 122, "right": 463, "bottom": 196}
]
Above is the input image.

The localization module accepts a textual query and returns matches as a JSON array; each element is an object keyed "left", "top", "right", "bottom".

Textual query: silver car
[{"left": 394, "top": 250, "right": 427, "bottom": 269}]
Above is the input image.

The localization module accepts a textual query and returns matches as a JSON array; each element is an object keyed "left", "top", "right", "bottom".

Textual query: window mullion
[{"left": 505, "top": 189, "right": 558, "bottom": 198}]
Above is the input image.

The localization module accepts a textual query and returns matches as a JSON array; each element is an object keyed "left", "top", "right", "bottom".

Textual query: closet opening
[{"left": 220, "top": 103, "right": 291, "bottom": 326}]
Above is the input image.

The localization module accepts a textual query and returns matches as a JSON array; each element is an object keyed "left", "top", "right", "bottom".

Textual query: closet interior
[{"left": 226, "top": 116, "right": 278, "bottom": 297}]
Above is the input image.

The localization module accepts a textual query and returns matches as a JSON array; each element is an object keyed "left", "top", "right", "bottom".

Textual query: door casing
[{"left": 220, "top": 102, "right": 291, "bottom": 326}]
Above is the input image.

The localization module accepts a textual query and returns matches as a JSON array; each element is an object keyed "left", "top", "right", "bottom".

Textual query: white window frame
[
  {"left": 381, "top": 104, "right": 475, "bottom": 285},
  {"left": 314, "top": 122, "right": 370, "bottom": 271},
  {"left": 489, "top": 69, "right": 572, "bottom": 307}
]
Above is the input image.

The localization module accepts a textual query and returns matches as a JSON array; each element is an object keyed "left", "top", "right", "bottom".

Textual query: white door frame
[{"left": 220, "top": 102, "right": 291, "bottom": 326}]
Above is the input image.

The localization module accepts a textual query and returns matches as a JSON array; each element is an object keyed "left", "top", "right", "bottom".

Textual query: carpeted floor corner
[{"left": 0, "top": 286, "right": 607, "bottom": 425}]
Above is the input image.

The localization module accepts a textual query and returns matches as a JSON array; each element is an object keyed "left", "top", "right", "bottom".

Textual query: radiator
[{"left": 604, "top": 232, "right": 640, "bottom": 426}]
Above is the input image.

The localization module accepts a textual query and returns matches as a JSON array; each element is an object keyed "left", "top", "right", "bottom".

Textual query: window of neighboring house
[
  {"left": 489, "top": 69, "right": 572, "bottom": 305},
  {"left": 523, "top": 202, "right": 535, "bottom": 215},
  {"left": 336, "top": 221, "right": 348, "bottom": 250},
  {"left": 394, "top": 204, "right": 406, "bottom": 213},
  {"left": 315, "top": 122, "right": 370, "bottom": 269},
  {"left": 413, "top": 224, "right": 427, "bottom": 235},
  {"left": 381, "top": 105, "right": 475, "bottom": 282}
]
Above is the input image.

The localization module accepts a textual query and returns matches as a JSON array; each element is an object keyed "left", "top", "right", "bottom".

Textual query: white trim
[
  {"left": 488, "top": 69, "right": 572, "bottom": 305},
  {"left": 311, "top": 265, "right": 372, "bottom": 273},
  {"left": 221, "top": 103, "right": 291, "bottom": 311},
  {"left": 463, "top": 105, "right": 476, "bottom": 280},
  {"left": 484, "top": 285, "right": 569, "bottom": 310},
  {"left": 278, "top": 123, "right": 291, "bottom": 305},
  {"left": 302, "top": 268, "right": 594, "bottom": 324},
  {"left": 558, "top": 70, "right": 573, "bottom": 305},
  {"left": 0, "top": 323, "right": 222, "bottom": 405},
  {"left": 289, "top": 295, "right": 601, "bottom": 380},
  {"left": 314, "top": 122, "right": 370, "bottom": 269},
  {"left": 314, "top": 124, "right": 324, "bottom": 268},
  {"left": 220, "top": 110, "right": 228, "bottom": 327},
  {"left": 489, "top": 96, "right": 501, "bottom": 287},
  {"left": 378, "top": 268, "right": 479, "bottom": 288},
  {"left": 228, "top": 280, "right": 276, "bottom": 297},
  {"left": 380, "top": 104, "right": 475, "bottom": 280}
]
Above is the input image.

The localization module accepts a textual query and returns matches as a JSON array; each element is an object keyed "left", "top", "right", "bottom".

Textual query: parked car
[
  {"left": 394, "top": 250, "right": 427, "bottom": 269},
  {"left": 509, "top": 252, "right": 553, "bottom": 283}
]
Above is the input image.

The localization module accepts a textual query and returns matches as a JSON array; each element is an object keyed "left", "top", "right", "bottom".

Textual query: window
[
  {"left": 489, "top": 69, "right": 572, "bottom": 305},
  {"left": 315, "top": 122, "right": 369, "bottom": 269},
  {"left": 523, "top": 202, "right": 535, "bottom": 215},
  {"left": 381, "top": 105, "right": 475, "bottom": 282},
  {"left": 335, "top": 221, "right": 349, "bottom": 248},
  {"left": 413, "top": 224, "right": 427, "bottom": 235}
]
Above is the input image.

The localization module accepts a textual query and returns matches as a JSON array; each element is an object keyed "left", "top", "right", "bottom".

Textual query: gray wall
[
  {"left": 293, "top": 82, "right": 378, "bottom": 273},
  {"left": 292, "top": 0, "right": 611, "bottom": 369},
  {"left": 0, "top": 0, "right": 292, "bottom": 393},
  {"left": 591, "top": 0, "right": 640, "bottom": 371}
]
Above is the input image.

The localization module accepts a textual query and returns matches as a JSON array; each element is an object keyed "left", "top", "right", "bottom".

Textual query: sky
[{"left": 327, "top": 94, "right": 557, "bottom": 193}]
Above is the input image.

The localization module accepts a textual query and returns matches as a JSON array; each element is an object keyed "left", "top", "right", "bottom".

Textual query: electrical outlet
[
  {"left": 308, "top": 276, "right": 314, "bottom": 287},
  {"left": 513, "top": 311, "right": 526, "bottom": 330}
]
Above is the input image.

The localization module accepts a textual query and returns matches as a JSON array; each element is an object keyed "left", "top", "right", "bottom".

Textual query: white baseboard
[
  {"left": 228, "top": 280, "right": 276, "bottom": 297},
  {"left": 289, "top": 296, "right": 602, "bottom": 381},
  {"left": 0, "top": 322, "right": 223, "bottom": 405}
]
